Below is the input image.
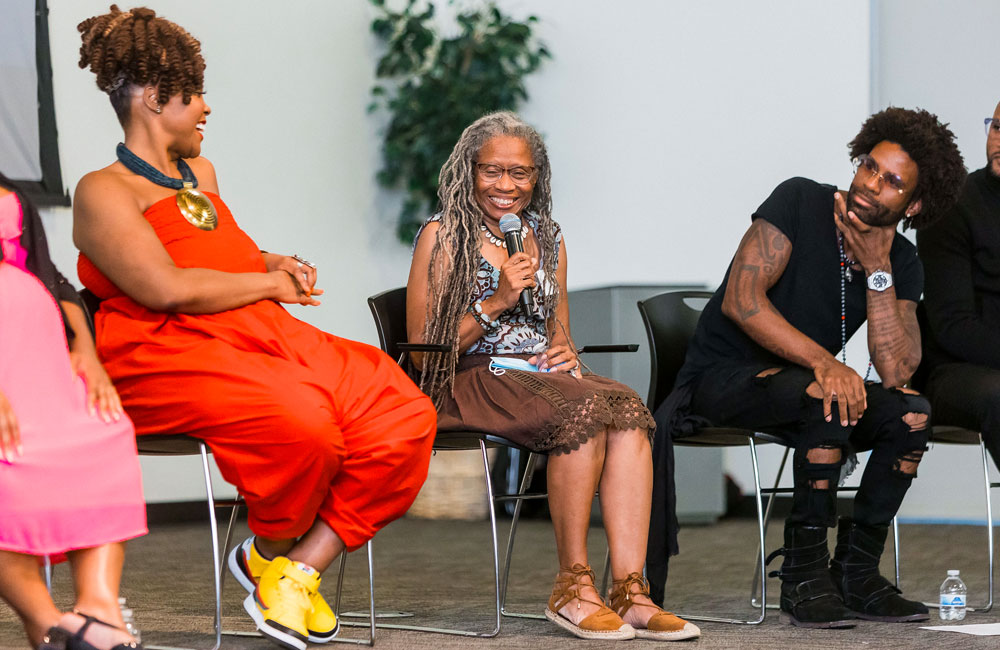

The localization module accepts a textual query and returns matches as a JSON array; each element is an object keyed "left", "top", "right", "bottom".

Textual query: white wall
[
  {"left": 35, "top": 1, "right": 994, "bottom": 519},
  {"left": 518, "top": 1, "right": 872, "bottom": 289},
  {"left": 36, "top": 1, "right": 872, "bottom": 503}
]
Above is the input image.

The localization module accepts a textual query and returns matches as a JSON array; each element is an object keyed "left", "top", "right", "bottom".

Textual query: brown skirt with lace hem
[{"left": 436, "top": 354, "right": 655, "bottom": 455}]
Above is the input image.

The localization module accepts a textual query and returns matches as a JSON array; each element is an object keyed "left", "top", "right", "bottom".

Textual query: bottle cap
[{"left": 947, "top": 569, "right": 960, "bottom": 576}]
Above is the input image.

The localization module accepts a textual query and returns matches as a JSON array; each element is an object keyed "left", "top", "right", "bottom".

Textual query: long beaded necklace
[
  {"left": 479, "top": 221, "right": 528, "bottom": 248},
  {"left": 116, "top": 143, "right": 218, "bottom": 230},
  {"left": 838, "top": 231, "right": 873, "bottom": 381}
]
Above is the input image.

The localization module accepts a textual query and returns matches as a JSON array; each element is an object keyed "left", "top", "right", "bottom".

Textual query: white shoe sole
[
  {"left": 228, "top": 538, "right": 257, "bottom": 594},
  {"left": 243, "top": 592, "right": 308, "bottom": 650},
  {"left": 232, "top": 539, "right": 338, "bottom": 644},
  {"left": 635, "top": 622, "right": 702, "bottom": 641},
  {"left": 544, "top": 608, "right": 636, "bottom": 640}
]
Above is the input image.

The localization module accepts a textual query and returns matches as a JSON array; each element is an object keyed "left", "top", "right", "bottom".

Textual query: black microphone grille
[{"left": 498, "top": 213, "right": 522, "bottom": 234}]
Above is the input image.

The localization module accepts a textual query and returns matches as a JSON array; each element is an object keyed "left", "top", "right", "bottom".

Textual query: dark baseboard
[
  {"left": 146, "top": 501, "right": 246, "bottom": 526},
  {"left": 726, "top": 495, "right": 793, "bottom": 520},
  {"left": 149, "top": 495, "right": 865, "bottom": 527},
  {"left": 725, "top": 494, "right": 859, "bottom": 521}
]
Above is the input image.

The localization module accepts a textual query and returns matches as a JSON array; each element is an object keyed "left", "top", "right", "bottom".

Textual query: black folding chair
[
  {"left": 638, "top": 290, "right": 900, "bottom": 624},
  {"left": 368, "top": 286, "right": 639, "bottom": 635}
]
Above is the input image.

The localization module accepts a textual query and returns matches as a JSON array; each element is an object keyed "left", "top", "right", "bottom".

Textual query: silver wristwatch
[{"left": 866, "top": 269, "right": 893, "bottom": 292}]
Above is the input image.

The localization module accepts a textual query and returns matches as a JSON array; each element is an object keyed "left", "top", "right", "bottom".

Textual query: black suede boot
[
  {"left": 830, "top": 517, "right": 929, "bottom": 622},
  {"left": 766, "top": 524, "right": 855, "bottom": 628}
]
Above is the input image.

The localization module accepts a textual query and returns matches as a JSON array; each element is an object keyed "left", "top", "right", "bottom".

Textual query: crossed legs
[{"left": 256, "top": 522, "right": 345, "bottom": 574}]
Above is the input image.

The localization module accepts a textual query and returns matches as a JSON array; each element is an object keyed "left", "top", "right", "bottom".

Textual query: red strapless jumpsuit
[{"left": 78, "top": 192, "right": 435, "bottom": 549}]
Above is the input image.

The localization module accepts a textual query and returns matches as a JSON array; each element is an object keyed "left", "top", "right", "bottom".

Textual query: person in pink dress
[{"left": 0, "top": 173, "right": 147, "bottom": 650}]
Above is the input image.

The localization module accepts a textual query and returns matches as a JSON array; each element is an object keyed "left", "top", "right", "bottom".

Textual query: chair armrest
[
  {"left": 577, "top": 344, "right": 639, "bottom": 354},
  {"left": 398, "top": 342, "right": 453, "bottom": 353}
]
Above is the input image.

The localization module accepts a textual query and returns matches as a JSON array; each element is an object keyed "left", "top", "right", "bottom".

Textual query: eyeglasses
[
  {"left": 853, "top": 153, "right": 907, "bottom": 194},
  {"left": 985, "top": 118, "right": 1000, "bottom": 136},
  {"left": 475, "top": 163, "right": 536, "bottom": 185}
]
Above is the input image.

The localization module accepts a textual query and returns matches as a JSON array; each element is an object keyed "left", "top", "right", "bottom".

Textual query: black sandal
[
  {"left": 66, "top": 614, "right": 141, "bottom": 650},
  {"left": 37, "top": 626, "right": 72, "bottom": 650}
]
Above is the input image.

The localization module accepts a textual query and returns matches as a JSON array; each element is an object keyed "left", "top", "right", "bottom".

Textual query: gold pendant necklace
[{"left": 176, "top": 181, "right": 218, "bottom": 231}]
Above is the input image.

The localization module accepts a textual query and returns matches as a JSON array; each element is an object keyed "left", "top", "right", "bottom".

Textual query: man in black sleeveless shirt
[
  {"left": 918, "top": 101, "right": 1000, "bottom": 473},
  {"left": 648, "top": 109, "right": 965, "bottom": 628}
]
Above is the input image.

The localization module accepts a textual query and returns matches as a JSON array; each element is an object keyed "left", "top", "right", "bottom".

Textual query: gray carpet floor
[{"left": 1, "top": 516, "right": 997, "bottom": 649}]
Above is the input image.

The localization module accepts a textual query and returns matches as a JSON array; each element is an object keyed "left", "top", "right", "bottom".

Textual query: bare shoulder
[
  {"left": 74, "top": 167, "right": 138, "bottom": 218},
  {"left": 186, "top": 156, "right": 219, "bottom": 193},
  {"left": 412, "top": 220, "right": 442, "bottom": 257}
]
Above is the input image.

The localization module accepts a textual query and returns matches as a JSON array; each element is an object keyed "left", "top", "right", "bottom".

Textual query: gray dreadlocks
[{"left": 419, "top": 111, "right": 558, "bottom": 406}]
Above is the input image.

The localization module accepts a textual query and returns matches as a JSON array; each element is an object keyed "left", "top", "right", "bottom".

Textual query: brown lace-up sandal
[
  {"left": 544, "top": 564, "right": 635, "bottom": 640},
  {"left": 608, "top": 572, "right": 701, "bottom": 641}
]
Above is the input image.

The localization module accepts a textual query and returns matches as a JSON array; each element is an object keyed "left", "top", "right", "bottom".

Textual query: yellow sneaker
[
  {"left": 244, "top": 556, "right": 319, "bottom": 650},
  {"left": 230, "top": 536, "right": 338, "bottom": 643}
]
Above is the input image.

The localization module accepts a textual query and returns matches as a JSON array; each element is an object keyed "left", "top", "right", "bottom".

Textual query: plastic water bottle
[
  {"left": 939, "top": 570, "right": 967, "bottom": 621},
  {"left": 118, "top": 597, "right": 142, "bottom": 643}
]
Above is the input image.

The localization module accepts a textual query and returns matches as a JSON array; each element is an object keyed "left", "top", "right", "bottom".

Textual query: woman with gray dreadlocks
[{"left": 406, "top": 111, "right": 699, "bottom": 642}]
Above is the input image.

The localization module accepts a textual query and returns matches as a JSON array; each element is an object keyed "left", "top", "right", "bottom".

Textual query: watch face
[{"left": 868, "top": 270, "right": 892, "bottom": 291}]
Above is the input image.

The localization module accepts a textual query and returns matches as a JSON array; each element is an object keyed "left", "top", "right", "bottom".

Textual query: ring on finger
[{"left": 293, "top": 254, "right": 316, "bottom": 270}]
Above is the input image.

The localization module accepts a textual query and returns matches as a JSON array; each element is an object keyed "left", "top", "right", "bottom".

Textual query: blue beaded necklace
[
  {"left": 116, "top": 143, "right": 197, "bottom": 189},
  {"left": 116, "top": 143, "right": 217, "bottom": 230}
]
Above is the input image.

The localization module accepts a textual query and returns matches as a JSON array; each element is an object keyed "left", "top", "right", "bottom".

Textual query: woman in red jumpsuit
[{"left": 74, "top": 8, "right": 435, "bottom": 649}]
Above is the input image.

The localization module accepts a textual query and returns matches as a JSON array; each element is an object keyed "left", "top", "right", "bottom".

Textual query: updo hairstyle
[{"left": 78, "top": 5, "right": 205, "bottom": 126}]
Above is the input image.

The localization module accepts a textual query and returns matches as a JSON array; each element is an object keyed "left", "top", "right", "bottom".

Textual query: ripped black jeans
[{"left": 688, "top": 363, "right": 929, "bottom": 528}]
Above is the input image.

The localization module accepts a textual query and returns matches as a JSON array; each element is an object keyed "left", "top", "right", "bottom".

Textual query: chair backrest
[
  {"left": 78, "top": 288, "right": 101, "bottom": 337},
  {"left": 368, "top": 287, "right": 409, "bottom": 361},
  {"left": 637, "top": 290, "right": 713, "bottom": 412},
  {"left": 911, "top": 300, "right": 931, "bottom": 392}
]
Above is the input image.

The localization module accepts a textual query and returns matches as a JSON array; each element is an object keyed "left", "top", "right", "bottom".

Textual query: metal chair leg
[
  {"left": 917, "top": 435, "right": 994, "bottom": 614},
  {"left": 365, "top": 541, "right": 376, "bottom": 646},
  {"left": 331, "top": 540, "right": 376, "bottom": 646},
  {"left": 750, "top": 446, "right": 790, "bottom": 608},
  {"left": 198, "top": 441, "right": 223, "bottom": 650},
  {"left": 676, "top": 438, "right": 767, "bottom": 625},
  {"left": 892, "top": 516, "right": 900, "bottom": 589},
  {"left": 980, "top": 434, "right": 995, "bottom": 612},
  {"left": 43, "top": 555, "right": 53, "bottom": 594},
  {"left": 600, "top": 548, "right": 611, "bottom": 596},
  {"left": 219, "top": 497, "right": 242, "bottom": 603},
  {"left": 373, "top": 441, "right": 502, "bottom": 637},
  {"left": 499, "top": 452, "right": 544, "bottom": 620}
]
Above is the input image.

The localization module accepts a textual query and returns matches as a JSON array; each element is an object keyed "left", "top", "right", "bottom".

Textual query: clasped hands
[
  {"left": 813, "top": 358, "right": 867, "bottom": 428},
  {"left": 264, "top": 253, "right": 323, "bottom": 306}
]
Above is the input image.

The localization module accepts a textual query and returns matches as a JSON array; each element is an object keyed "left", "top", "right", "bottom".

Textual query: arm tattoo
[
  {"left": 727, "top": 220, "right": 791, "bottom": 322},
  {"left": 868, "top": 293, "right": 920, "bottom": 387}
]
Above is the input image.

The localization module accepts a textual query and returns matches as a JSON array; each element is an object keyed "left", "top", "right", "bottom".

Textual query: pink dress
[{"left": 0, "top": 192, "right": 146, "bottom": 555}]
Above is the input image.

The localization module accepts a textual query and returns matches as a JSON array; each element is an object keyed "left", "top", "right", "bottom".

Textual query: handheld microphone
[{"left": 498, "top": 213, "right": 536, "bottom": 316}]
